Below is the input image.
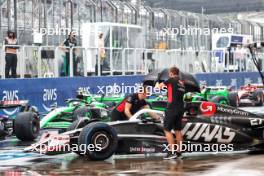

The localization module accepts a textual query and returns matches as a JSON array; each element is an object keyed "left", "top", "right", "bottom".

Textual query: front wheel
[{"left": 77, "top": 122, "right": 118, "bottom": 160}]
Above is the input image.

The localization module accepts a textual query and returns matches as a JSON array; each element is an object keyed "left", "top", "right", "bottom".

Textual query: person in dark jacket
[
  {"left": 156, "top": 67, "right": 185, "bottom": 159},
  {"left": 4, "top": 31, "right": 18, "bottom": 78},
  {"left": 60, "top": 31, "right": 78, "bottom": 76},
  {"left": 111, "top": 88, "right": 160, "bottom": 121}
]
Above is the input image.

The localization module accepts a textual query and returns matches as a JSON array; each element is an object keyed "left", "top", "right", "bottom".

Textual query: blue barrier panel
[
  {"left": 0, "top": 76, "right": 144, "bottom": 115},
  {"left": 0, "top": 72, "right": 263, "bottom": 116},
  {"left": 195, "top": 72, "right": 263, "bottom": 89}
]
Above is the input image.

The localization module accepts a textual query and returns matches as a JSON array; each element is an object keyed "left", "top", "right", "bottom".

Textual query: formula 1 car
[
  {"left": 39, "top": 89, "right": 166, "bottom": 131},
  {"left": 25, "top": 101, "right": 264, "bottom": 160},
  {"left": 40, "top": 97, "right": 111, "bottom": 131},
  {"left": 236, "top": 84, "right": 264, "bottom": 106},
  {"left": 187, "top": 86, "right": 239, "bottom": 107},
  {"left": 39, "top": 89, "right": 123, "bottom": 131},
  {"left": 0, "top": 100, "right": 40, "bottom": 141}
]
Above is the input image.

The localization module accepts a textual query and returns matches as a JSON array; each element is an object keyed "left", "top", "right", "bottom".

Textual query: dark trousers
[
  {"left": 65, "top": 52, "right": 77, "bottom": 76},
  {"left": 5, "top": 53, "right": 17, "bottom": 78},
  {"left": 95, "top": 64, "right": 103, "bottom": 75}
]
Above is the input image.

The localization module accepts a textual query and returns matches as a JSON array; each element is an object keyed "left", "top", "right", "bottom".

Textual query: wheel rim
[{"left": 92, "top": 132, "right": 110, "bottom": 150}]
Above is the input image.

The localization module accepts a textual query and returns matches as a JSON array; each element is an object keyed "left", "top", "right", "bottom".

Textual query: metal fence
[
  {"left": 0, "top": 0, "right": 263, "bottom": 50},
  {"left": 1, "top": 45, "right": 264, "bottom": 79}
]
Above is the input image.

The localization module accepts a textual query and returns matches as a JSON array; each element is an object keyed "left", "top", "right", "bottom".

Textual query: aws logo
[
  {"left": 2, "top": 90, "right": 19, "bottom": 115},
  {"left": 42, "top": 89, "right": 57, "bottom": 111},
  {"left": 78, "top": 87, "right": 91, "bottom": 94}
]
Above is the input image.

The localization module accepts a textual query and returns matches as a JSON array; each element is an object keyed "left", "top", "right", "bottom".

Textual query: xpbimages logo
[
  {"left": 163, "top": 141, "right": 234, "bottom": 154},
  {"left": 157, "top": 25, "right": 234, "bottom": 37},
  {"left": 96, "top": 83, "right": 167, "bottom": 96},
  {"left": 33, "top": 27, "right": 79, "bottom": 36}
]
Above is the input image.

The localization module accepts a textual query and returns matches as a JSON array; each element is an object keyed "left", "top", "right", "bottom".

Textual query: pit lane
[{"left": 0, "top": 106, "right": 263, "bottom": 176}]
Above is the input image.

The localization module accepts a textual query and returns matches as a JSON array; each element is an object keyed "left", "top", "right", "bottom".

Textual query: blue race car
[{"left": 0, "top": 100, "right": 40, "bottom": 141}]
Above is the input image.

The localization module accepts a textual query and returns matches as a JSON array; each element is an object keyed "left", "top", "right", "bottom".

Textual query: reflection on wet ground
[{"left": 0, "top": 152, "right": 263, "bottom": 176}]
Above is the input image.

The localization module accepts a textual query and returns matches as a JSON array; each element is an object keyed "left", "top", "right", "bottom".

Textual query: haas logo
[{"left": 200, "top": 102, "right": 216, "bottom": 117}]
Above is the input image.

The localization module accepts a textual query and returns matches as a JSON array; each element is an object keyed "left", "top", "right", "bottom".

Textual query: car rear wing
[{"left": 0, "top": 100, "right": 29, "bottom": 108}]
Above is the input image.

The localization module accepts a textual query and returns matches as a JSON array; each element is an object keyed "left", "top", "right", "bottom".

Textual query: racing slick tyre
[
  {"left": 228, "top": 92, "right": 239, "bottom": 107},
  {"left": 78, "top": 122, "right": 118, "bottom": 161},
  {"left": 252, "top": 90, "right": 263, "bottom": 106},
  {"left": 14, "top": 112, "right": 40, "bottom": 141},
  {"left": 210, "top": 96, "right": 228, "bottom": 105}
]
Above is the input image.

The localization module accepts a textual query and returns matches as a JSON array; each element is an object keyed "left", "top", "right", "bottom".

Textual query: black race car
[
  {"left": 0, "top": 100, "right": 40, "bottom": 141},
  {"left": 25, "top": 101, "right": 264, "bottom": 160}
]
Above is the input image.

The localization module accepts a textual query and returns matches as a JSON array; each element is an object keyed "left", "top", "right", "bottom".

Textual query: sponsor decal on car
[
  {"left": 129, "top": 147, "right": 155, "bottom": 153},
  {"left": 200, "top": 101, "right": 216, "bottom": 117},
  {"left": 182, "top": 123, "right": 236, "bottom": 143},
  {"left": 249, "top": 118, "right": 264, "bottom": 126},
  {"left": 217, "top": 106, "right": 249, "bottom": 116}
]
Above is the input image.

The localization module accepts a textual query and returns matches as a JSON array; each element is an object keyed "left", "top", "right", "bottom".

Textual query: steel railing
[{"left": 1, "top": 45, "right": 264, "bottom": 79}]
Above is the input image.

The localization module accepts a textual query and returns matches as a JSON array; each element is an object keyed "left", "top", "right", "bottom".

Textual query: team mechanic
[
  {"left": 111, "top": 87, "right": 159, "bottom": 121},
  {"left": 156, "top": 67, "right": 185, "bottom": 159}
]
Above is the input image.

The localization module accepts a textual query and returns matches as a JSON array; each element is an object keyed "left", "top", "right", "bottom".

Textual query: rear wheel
[
  {"left": 14, "top": 112, "right": 40, "bottom": 141},
  {"left": 77, "top": 122, "right": 118, "bottom": 160},
  {"left": 228, "top": 93, "right": 239, "bottom": 107},
  {"left": 253, "top": 91, "right": 263, "bottom": 106},
  {"left": 210, "top": 96, "right": 228, "bottom": 105}
]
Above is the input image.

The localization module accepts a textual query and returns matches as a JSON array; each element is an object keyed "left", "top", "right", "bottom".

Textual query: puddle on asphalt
[{"left": 1, "top": 153, "right": 262, "bottom": 176}]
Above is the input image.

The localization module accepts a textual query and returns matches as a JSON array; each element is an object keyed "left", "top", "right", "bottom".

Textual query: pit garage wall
[{"left": 0, "top": 72, "right": 262, "bottom": 114}]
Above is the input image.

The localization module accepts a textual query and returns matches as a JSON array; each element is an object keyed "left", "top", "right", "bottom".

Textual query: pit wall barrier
[{"left": 0, "top": 72, "right": 263, "bottom": 115}]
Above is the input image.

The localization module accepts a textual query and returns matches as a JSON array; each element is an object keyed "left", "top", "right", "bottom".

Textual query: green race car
[
  {"left": 40, "top": 94, "right": 115, "bottom": 131},
  {"left": 146, "top": 86, "right": 240, "bottom": 111},
  {"left": 184, "top": 86, "right": 239, "bottom": 107}
]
